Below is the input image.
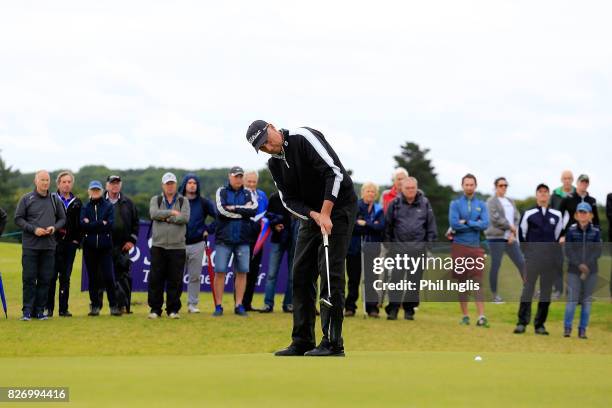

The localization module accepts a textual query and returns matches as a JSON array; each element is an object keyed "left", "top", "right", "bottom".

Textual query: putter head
[{"left": 319, "top": 297, "right": 333, "bottom": 309}]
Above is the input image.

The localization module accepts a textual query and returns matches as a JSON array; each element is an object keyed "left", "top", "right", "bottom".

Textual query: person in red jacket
[{"left": 381, "top": 168, "right": 409, "bottom": 213}]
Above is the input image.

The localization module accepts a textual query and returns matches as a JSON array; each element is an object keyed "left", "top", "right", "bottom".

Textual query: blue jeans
[
  {"left": 263, "top": 242, "right": 294, "bottom": 308},
  {"left": 488, "top": 239, "right": 525, "bottom": 294},
  {"left": 564, "top": 272, "right": 598, "bottom": 330}
]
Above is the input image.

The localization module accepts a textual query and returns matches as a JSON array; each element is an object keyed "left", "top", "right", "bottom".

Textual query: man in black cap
[
  {"left": 246, "top": 120, "right": 357, "bottom": 357},
  {"left": 105, "top": 175, "right": 139, "bottom": 314},
  {"left": 560, "top": 174, "right": 600, "bottom": 236}
]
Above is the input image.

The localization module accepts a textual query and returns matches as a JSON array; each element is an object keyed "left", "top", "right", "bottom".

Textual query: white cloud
[{"left": 0, "top": 0, "right": 611, "bottom": 203}]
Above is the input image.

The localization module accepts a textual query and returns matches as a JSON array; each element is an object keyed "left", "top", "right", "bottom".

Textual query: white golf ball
[{"left": 474, "top": 356, "right": 482, "bottom": 361}]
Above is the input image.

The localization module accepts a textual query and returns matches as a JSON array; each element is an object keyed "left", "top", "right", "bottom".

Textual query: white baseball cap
[{"left": 161, "top": 172, "right": 177, "bottom": 184}]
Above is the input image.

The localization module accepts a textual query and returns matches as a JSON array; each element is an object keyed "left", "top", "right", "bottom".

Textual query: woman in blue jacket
[
  {"left": 80, "top": 180, "right": 120, "bottom": 317},
  {"left": 345, "top": 182, "right": 385, "bottom": 318}
]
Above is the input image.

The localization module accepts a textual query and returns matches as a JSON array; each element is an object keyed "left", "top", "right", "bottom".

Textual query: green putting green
[{"left": 0, "top": 242, "right": 610, "bottom": 407}]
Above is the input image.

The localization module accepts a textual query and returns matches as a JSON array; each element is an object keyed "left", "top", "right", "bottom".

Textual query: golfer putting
[{"left": 246, "top": 120, "right": 357, "bottom": 357}]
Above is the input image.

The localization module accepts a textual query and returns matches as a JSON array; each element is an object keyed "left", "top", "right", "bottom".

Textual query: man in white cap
[{"left": 148, "top": 172, "right": 190, "bottom": 319}]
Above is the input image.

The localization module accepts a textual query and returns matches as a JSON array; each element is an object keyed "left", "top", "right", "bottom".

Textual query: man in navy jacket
[
  {"left": 213, "top": 167, "right": 258, "bottom": 317},
  {"left": 515, "top": 183, "right": 563, "bottom": 335}
]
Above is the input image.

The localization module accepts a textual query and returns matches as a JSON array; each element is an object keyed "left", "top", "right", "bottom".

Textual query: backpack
[
  {"left": 147, "top": 195, "right": 185, "bottom": 238},
  {"left": 156, "top": 194, "right": 184, "bottom": 211}
]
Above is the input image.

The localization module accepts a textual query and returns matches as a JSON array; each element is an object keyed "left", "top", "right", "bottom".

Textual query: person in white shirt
[{"left": 485, "top": 177, "right": 526, "bottom": 303}]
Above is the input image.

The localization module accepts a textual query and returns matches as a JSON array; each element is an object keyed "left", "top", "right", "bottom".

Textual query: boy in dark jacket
[
  {"left": 564, "top": 202, "right": 602, "bottom": 339},
  {"left": 81, "top": 181, "right": 120, "bottom": 317}
]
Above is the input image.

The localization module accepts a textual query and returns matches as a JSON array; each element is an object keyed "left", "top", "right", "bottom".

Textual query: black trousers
[
  {"left": 242, "top": 241, "right": 264, "bottom": 309},
  {"left": 148, "top": 246, "right": 185, "bottom": 315},
  {"left": 386, "top": 249, "right": 424, "bottom": 315},
  {"left": 112, "top": 246, "right": 133, "bottom": 313},
  {"left": 291, "top": 201, "right": 357, "bottom": 350},
  {"left": 22, "top": 248, "right": 54, "bottom": 316},
  {"left": 345, "top": 253, "right": 378, "bottom": 314},
  {"left": 84, "top": 247, "right": 117, "bottom": 309},
  {"left": 517, "top": 251, "right": 555, "bottom": 328},
  {"left": 47, "top": 241, "right": 78, "bottom": 314}
]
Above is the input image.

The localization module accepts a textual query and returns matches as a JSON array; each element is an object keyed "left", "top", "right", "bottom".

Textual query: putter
[{"left": 319, "top": 233, "right": 333, "bottom": 309}]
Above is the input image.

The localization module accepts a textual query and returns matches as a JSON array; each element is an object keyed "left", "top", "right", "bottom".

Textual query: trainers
[
  {"left": 37, "top": 313, "right": 48, "bottom": 321},
  {"left": 563, "top": 327, "right": 571, "bottom": 338},
  {"left": 476, "top": 316, "right": 490, "bottom": 328},
  {"left": 88, "top": 307, "right": 100, "bottom": 317},
  {"left": 188, "top": 305, "right": 200, "bottom": 314},
  {"left": 213, "top": 305, "right": 223, "bottom": 316},
  {"left": 492, "top": 294, "right": 504, "bottom": 304},
  {"left": 404, "top": 311, "right": 415, "bottom": 320},
  {"left": 386, "top": 308, "right": 398, "bottom": 320},
  {"left": 110, "top": 307, "right": 122, "bottom": 317},
  {"left": 514, "top": 324, "right": 526, "bottom": 334},
  {"left": 282, "top": 304, "right": 293, "bottom": 313},
  {"left": 234, "top": 305, "right": 248, "bottom": 316},
  {"left": 58, "top": 311, "right": 72, "bottom": 317},
  {"left": 368, "top": 311, "right": 380, "bottom": 318},
  {"left": 259, "top": 304, "right": 273, "bottom": 313},
  {"left": 578, "top": 328, "right": 587, "bottom": 339},
  {"left": 535, "top": 326, "right": 549, "bottom": 335},
  {"left": 460, "top": 316, "right": 470, "bottom": 325},
  {"left": 20, "top": 313, "right": 32, "bottom": 321},
  {"left": 147, "top": 312, "right": 160, "bottom": 319},
  {"left": 344, "top": 310, "right": 356, "bottom": 317},
  {"left": 169, "top": 312, "right": 180, "bottom": 319}
]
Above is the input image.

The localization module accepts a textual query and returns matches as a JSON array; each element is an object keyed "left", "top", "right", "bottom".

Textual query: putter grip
[{"left": 323, "top": 233, "right": 329, "bottom": 247}]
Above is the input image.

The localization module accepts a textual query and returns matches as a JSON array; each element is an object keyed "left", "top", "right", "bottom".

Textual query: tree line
[{"left": 1, "top": 145, "right": 607, "bottom": 241}]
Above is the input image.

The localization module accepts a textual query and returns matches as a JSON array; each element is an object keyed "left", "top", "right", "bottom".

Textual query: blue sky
[{"left": 1, "top": 1, "right": 610, "bottom": 202}]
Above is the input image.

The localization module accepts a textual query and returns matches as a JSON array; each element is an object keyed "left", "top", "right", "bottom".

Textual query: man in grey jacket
[
  {"left": 485, "top": 177, "right": 525, "bottom": 303},
  {"left": 148, "top": 172, "right": 190, "bottom": 319},
  {"left": 384, "top": 177, "right": 437, "bottom": 320},
  {"left": 14, "top": 170, "right": 66, "bottom": 321}
]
